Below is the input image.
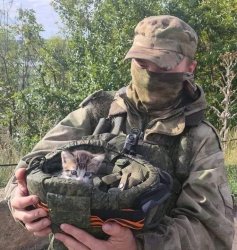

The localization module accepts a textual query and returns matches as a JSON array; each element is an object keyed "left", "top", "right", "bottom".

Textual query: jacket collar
[{"left": 108, "top": 85, "right": 207, "bottom": 136}]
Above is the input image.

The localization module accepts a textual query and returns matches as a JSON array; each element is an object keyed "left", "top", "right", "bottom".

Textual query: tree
[
  {"left": 52, "top": 0, "right": 163, "bottom": 94},
  {"left": 210, "top": 52, "right": 237, "bottom": 145},
  {"left": 52, "top": 0, "right": 237, "bottom": 130},
  {"left": 0, "top": 7, "right": 77, "bottom": 153},
  {"left": 163, "top": 0, "right": 237, "bottom": 130},
  {"left": 1, "top": 0, "right": 237, "bottom": 153}
]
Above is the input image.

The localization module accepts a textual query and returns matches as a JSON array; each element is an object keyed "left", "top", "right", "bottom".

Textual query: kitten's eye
[
  {"left": 65, "top": 170, "right": 70, "bottom": 172},
  {"left": 71, "top": 170, "right": 77, "bottom": 176}
]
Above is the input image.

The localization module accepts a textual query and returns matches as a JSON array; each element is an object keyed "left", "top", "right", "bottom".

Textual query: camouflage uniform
[{"left": 5, "top": 15, "right": 234, "bottom": 250}]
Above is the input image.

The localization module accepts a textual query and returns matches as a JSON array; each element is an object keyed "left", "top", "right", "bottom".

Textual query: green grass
[
  {"left": 226, "top": 164, "right": 237, "bottom": 192},
  {"left": 0, "top": 166, "right": 15, "bottom": 188},
  {"left": 224, "top": 130, "right": 237, "bottom": 198},
  {"left": 0, "top": 135, "right": 20, "bottom": 188}
]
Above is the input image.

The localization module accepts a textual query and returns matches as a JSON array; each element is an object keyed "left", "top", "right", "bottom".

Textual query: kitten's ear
[
  {"left": 93, "top": 154, "right": 105, "bottom": 163},
  {"left": 61, "top": 151, "right": 74, "bottom": 163},
  {"left": 88, "top": 154, "right": 105, "bottom": 172}
]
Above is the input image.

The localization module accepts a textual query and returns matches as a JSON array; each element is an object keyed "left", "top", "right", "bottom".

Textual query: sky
[{"left": 1, "top": 0, "right": 62, "bottom": 38}]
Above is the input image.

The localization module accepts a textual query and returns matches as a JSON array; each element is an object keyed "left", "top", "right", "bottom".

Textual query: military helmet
[{"left": 26, "top": 133, "right": 174, "bottom": 248}]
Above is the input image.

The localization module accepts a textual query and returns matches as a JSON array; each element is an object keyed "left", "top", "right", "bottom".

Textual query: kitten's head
[
  {"left": 61, "top": 150, "right": 105, "bottom": 181},
  {"left": 61, "top": 150, "right": 78, "bottom": 178}
]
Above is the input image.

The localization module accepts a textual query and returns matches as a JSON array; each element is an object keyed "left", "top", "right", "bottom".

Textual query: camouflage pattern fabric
[
  {"left": 4, "top": 14, "right": 234, "bottom": 250},
  {"left": 5, "top": 88, "right": 234, "bottom": 249},
  {"left": 127, "top": 61, "right": 191, "bottom": 112},
  {"left": 26, "top": 133, "right": 174, "bottom": 250},
  {"left": 26, "top": 134, "right": 173, "bottom": 216},
  {"left": 125, "top": 15, "right": 198, "bottom": 70}
]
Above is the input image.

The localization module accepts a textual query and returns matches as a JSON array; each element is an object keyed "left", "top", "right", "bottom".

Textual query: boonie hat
[{"left": 125, "top": 15, "right": 198, "bottom": 70}]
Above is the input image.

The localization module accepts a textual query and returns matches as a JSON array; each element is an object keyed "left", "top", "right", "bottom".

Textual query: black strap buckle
[{"left": 122, "top": 128, "right": 141, "bottom": 155}]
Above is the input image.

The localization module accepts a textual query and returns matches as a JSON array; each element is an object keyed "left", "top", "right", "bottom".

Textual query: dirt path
[
  {"left": 0, "top": 188, "right": 49, "bottom": 250},
  {"left": 234, "top": 215, "right": 237, "bottom": 250}
]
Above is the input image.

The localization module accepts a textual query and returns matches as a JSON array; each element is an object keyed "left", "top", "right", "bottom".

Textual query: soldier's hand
[
  {"left": 55, "top": 222, "right": 137, "bottom": 250},
  {"left": 10, "top": 168, "right": 52, "bottom": 237}
]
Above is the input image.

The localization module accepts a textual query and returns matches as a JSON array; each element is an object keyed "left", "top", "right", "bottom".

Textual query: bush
[
  {"left": 0, "top": 166, "right": 15, "bottom": 188},
  {"left": 0, "top": 133, "right": 19, "bottom": 188},
  {"left": 224, "top": 129, "right": 237, "bottom": 198},
  {"left": 226, "top": 165, "right": 237, "bottom": 195}
]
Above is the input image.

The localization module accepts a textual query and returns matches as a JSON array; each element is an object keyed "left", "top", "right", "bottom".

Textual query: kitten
[{"left": 60, "top": 149, "right": 105, "bottom": 183}]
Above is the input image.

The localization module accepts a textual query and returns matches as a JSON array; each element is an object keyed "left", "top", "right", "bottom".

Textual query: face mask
[{"left": 127, "top": 61, "right": 192, "bottom": 112}]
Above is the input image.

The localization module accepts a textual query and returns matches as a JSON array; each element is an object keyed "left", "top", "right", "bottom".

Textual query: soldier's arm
[{"left": 135, "top": 122, "right": 234, "bottom": 250}]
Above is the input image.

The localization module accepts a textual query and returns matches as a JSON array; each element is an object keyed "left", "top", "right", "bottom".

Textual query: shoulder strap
[
  {"left": 93, "top": 115, "right": 126, "bottom": 136},
  {"left": 79, "top": 90, "right": 116, "bottom": 108}
]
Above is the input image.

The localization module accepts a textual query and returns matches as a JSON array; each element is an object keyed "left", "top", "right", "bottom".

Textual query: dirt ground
[
  {"left": 234, "top": 216, "right": 237, "bottom": 250},
  {"left": 0, "top": 189, "right": 236, "bottom": 249},
  {"left": 0, "top": 188, "right": 49, "bottom": 250}
]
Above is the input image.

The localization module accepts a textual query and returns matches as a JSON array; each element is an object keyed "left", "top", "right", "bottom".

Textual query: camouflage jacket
[{"left": 5, "top": 86, "right": 234, "bottom": 250}]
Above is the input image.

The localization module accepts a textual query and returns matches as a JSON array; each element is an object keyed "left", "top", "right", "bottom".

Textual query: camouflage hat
[{"left": 125, "top": 15, "right": 198, "bottom": 70}]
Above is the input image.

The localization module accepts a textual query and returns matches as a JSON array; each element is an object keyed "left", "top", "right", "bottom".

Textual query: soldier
[{"left": 5, "top": 15, "right": 234, "bottom": 249}]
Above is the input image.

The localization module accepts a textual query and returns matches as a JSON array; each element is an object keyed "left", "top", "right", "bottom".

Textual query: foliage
[
  {"left": 0, "top": 130, "right": 19, "bottom": 188},
  {"left": 210, "top": 52, "right": 237, "bottom": 143},
  {"left": 226, "top": 165, "right": 237, "bottom": 196},
  {"left": 0, "top": 8, "right": 82, "bottom": 152},
  {"left": 0, "top": 8, "right": 44, "bottom": 142},
  {"left": 0, "top": 0, "right": 236, "bottom": 198},
  {"left": 52, "top": 0, "right": 237, "bottom": 128},
  {"left": 0, "top": 0, "right": 236, "bottom": 154},
  {"left": 52, "top": 0, "right": 164, "bottom": 92},
  {"left": 224, "top": 129, "right": 237, "bottom": 195},
  {"left": 163, "top": 0, "right": 237, "bottom": 127}
]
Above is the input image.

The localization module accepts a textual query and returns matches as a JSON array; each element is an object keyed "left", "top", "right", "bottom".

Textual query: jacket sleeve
[{"left": 135, "top": 122, "right": 234, "bottom": 250}]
